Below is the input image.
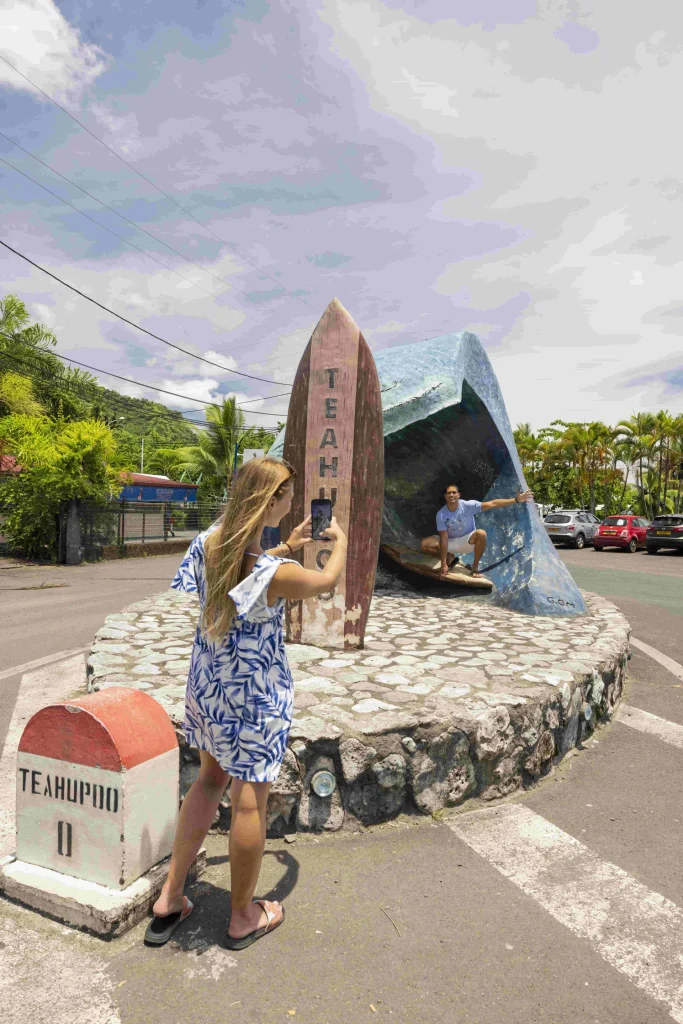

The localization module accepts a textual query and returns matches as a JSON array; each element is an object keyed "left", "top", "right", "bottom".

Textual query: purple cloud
[
  {"left": 554, "top": 20, "right": 600, "bottom": 54},
  {"left": 381, "top": 0, "right": 536, "bottom": 31}
]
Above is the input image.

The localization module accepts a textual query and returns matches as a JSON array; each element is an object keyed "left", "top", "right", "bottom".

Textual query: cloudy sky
[{"left": 0, "top": 0, "right": 681, "bottom": 431}]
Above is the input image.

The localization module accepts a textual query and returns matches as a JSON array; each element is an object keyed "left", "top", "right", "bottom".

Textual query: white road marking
[
  {"left": 0, "top": 647, "right": 88, "bottom": 682},
  {"left": 615, "top": 705, "right": 683, "bottom": 751},
  {"left": 449, "top": 804, "right": 683, "bottom": 1023},
  {"left": 630, "top": 637, "right": 683, "bottom": 683}
]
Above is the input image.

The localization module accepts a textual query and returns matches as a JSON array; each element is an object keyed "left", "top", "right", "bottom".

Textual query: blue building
[{"left": 119, "top": 473, "right": 198, "bottom": 503}]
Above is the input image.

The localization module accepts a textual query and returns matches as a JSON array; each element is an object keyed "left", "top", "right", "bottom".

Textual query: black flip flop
[
  {"left": 144, "top": 896, "right": 194, "bottom": 946},
  {"left": 224, "top": 899, "right": 285, "bottom": 951}
]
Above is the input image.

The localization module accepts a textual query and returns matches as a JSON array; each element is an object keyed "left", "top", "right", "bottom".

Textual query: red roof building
[
  {"left": 121, "top": 473, "right": 198, "bottom": 489},
  {"left": 0, "top": 454, "right": 21, "bottom": 475}
]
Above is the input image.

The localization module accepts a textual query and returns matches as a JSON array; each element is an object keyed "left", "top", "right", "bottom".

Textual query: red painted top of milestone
[{"left": 18, "top": 687, "right": 178, "bottom": 772}]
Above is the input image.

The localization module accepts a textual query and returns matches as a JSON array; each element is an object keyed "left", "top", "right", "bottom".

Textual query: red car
[{"left": 593, "top": 515, "right": 649, "bottom": 552}]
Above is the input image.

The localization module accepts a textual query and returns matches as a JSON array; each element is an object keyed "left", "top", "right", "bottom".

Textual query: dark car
[
  {"left": 593, "top": 515, "right": 649, "bottom": 552},
  {"left": 646, "top": 514, "right": 683, "bottom": 554}
]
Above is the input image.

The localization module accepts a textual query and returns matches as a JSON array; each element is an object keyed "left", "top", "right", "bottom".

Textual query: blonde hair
[{"left": 203, "top": 455, "right": 295, "bottom": 640}]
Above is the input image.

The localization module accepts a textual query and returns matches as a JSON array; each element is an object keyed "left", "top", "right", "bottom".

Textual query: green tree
[
  {"left": 0, "top": 293, "right": 57, "bottom": 351},
  {"left": 672, "top": 415, "right": 683, "bottom": 514},
  {"left": 651, "top": 410, "right": 677, "bottom": 514},
  {"left": 0, "top": 376, "right": 118, "bottom": 557},
  {"left": 240, "top": 425, "right": 277, "bottom": 452},
  {"left": 615, "top": 414, "right": 656, "bottom": 517},
  {"left": 145, "top": 447, "right": 186, "bottom": 479},
  {"left": 174, "top": 397, "right": 248, "bottom": 500},
  {"left": 0, "top": 372, "right": 45, "bottom": 418},
  {"left": 513, "top": 423, "right": 544, "bottom": 491}
]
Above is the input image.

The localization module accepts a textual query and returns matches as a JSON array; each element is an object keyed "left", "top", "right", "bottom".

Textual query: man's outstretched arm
[{"left": 480, "top": 488, "right": 533, "bottom": 512}]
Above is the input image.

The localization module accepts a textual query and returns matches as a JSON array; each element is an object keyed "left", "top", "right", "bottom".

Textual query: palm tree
[
  {"left": 174, "top": 397, "right": 248, "bottom": 500},
  {"left": 0, "top": 294, "right": 57, "bottom": 351},
  {"left": 670, "top": 414, "right": 683, "bottom": 514},
  {"left": 652, "top": 410, "right": 677, "bottom": 514},
  {"left": 145, "top": 447, "right": 186, "bottom": 479},
  {"left": 513, "top": 423, "right": 543, "bottom": 480},
  {"left": 538, "top": 424, "right": 577, "bottom": 506},
  {"left": 615, "top": 414, "right": 656, "bottom": 517},
  {"left": 612, "top": 435, "right": 634, "bottom": 513},
  {"left": 540, "top": 421, "right": 614, "bottom": 512}
]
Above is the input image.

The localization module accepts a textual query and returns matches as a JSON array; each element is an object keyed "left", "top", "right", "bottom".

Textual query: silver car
[{"left": 543, "top": 510, "right": 601, "bottom": 549}]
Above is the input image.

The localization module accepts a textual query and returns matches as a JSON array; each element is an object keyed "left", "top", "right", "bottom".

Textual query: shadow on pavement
[{"left": 154, "top": 848, "right": 300, "bottom": 951}]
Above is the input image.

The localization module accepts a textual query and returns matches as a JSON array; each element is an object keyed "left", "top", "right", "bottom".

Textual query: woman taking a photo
[{"left": 145, "top": 455, "right": 347, "bottom": 950}]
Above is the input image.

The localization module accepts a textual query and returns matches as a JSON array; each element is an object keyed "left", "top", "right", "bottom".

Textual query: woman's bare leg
[
  {"left": 153, "top": 750, "right": 228, "bottom": 916},
  {"left": 227, "top": 779, "right": 279, "bottom": 939}
]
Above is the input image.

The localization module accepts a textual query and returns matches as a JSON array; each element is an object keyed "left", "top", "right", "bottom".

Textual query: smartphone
[{"left": 311, "top": 498, "right": 333, "bottom": 541}]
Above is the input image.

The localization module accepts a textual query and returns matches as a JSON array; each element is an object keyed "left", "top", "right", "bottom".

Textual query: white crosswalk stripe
[
  {"left": 631, "top": 637, "right": 683, "bottom": 683},
  {"left": 0, "top": 647, "right": 88, "bottom": 682},
  {"left": 449, "top": 804, "right": 683, "bottom": 1023},
  {"left": 616, "top": 704, "right": 683, "bottom": 750}
]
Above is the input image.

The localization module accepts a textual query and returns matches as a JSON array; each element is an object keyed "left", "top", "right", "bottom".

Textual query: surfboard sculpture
[
  {"left": 280, "top": 299, "right": 384, "bottom": 648},
  {"left": 381, "top": 544, "right": 493, "bottom": 590}
]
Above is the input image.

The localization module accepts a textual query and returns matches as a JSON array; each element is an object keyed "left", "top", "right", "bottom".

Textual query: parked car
[
  {"left": 646, "top": 514, "right": 683, "bottom": 554},
  {"left": 593, "top": 515, "right": 649, "bottom": 552},
  {"left": 543, "top": 510, "right": 601, "bottom": 548}
]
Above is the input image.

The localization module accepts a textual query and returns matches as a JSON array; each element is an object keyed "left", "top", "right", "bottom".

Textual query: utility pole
[
  {"left": 140, "top": 437, "right": 144, "bottom": 473},
  {"left": 232, "top": 441, "right": 240, "bottom": 482}
]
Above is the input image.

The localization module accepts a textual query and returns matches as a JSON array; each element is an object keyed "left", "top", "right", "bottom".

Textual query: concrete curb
[{"left": 0, "top": 848, "right": 206, "bottom": 939}]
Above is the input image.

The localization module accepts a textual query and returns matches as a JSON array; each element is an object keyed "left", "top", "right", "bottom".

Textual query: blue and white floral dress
[{"left": 171, "top": 530, "right": 295, "bottom": 783}]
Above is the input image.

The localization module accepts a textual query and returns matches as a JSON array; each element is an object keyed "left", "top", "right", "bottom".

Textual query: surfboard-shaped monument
[
  {"left": 381, "top": 544, "right": 493, "bottom": 590},
  {"left": 281, "top": 299, "right": 384, "bottom": 648}
]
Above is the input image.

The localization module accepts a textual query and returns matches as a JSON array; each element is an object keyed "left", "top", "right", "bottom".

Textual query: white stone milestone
[{"left": 15, "top": 687, "right": 179, "bottom": 890}]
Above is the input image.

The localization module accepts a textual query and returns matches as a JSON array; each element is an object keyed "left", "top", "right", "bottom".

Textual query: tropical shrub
[{"left": 0, "top": 379, "right": 118, "bottom": 557}]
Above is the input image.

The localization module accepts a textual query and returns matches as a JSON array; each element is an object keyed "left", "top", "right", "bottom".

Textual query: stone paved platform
[{"left": 86, "top": 570, "right": 630, "bottom": 833}]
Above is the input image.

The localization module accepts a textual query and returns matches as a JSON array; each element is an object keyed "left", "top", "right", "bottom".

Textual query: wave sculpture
[{"left": 271, "top": 329, "right": 585, "bottom": 617}]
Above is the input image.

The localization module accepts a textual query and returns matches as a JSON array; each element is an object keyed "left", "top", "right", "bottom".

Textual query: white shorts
[{"left": 447, "top": 533, "right": 476, "bottom": 555}]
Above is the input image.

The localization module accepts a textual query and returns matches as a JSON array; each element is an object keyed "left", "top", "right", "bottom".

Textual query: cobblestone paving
[{"left": 87, "top": 575, "right": 630, "bottom": 831}]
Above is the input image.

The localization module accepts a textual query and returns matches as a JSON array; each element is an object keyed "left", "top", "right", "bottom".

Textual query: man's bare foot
[{"left": 228, "top": 899, "right": 282, "bottom": 939}]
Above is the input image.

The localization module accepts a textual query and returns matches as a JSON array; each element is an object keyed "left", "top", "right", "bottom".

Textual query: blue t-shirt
[{"left": 436, "top": 500, "right": 482, "bottom": 539}]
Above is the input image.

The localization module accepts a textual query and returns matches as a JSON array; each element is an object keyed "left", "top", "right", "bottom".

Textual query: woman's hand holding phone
[
  {"left": 284, "top": 515, "right": 313, "bottom": 553},
  {"left": 321, "top": 517, "right": 347, "bottom": 545},
  {"left": 269, "top": 516, "right": 347, "bottom": 600}
]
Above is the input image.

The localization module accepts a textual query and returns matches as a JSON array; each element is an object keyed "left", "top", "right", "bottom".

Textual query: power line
[
  {"left": 0, "top": 130, "right": 316, "bottom": 330},
  {"left": 0, "top": 345, "right": 285, "bottom": 437},
  {"left": 47, "top": 351, "right": 290, "bottom": 413},
  {"left": 0, "top": 342, "right": 289, "bottom": 417},
  {"left": 0, "top": 52, "right": 318, "bottom": 317},
  {"left": 0, "top": 238, "right": 292, "bottom": 386},
  {"left": 0, "top": 357, "right": 282, "bottom": 442},
  {"left": 0, "top": 135, "right": 317, "bottom": 356}
]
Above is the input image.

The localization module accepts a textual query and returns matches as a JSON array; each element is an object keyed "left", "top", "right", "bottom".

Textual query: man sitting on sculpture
[{"left": 421, "top": 483, "right": 533, "bottom": 580}]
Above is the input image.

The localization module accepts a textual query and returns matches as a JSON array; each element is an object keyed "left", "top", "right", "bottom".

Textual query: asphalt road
[
  {"left": 1, "top": 546, "right": 682, "bottom": 1024},
  {"left": 0, "top": 553, "right": 182, "bottom": 755}
]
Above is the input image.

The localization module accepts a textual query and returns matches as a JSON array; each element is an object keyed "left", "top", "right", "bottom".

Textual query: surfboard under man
[{"left": 421, "top": 483, "right": 533, "bottom": 580}]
